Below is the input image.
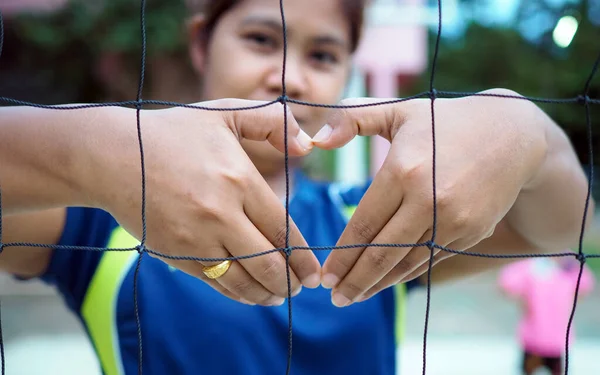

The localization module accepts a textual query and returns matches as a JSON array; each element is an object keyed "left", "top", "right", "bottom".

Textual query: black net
[{"left": 0, "top": 0, "right": 598, "bottom": 374}]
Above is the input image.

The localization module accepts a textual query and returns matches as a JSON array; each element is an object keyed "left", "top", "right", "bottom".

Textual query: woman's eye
[
  {"left": 245, "top": 33, "right": 275, "bottom": 47},
  {"left": 311, "top": 51, "right": 338, "bottom": 65}
]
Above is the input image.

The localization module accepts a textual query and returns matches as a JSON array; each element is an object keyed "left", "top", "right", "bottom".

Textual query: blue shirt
[{"left": 40, "top": 173, "right": 419, "bottom": 375}]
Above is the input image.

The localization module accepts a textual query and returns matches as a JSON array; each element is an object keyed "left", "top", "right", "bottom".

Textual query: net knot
[
  {"left": 425, "top": 240, "right": 435, "bottom": 249},
  {"left": 0, "top": 244, "right": 4, "bottom": 254},
  {"left": 283, "top": 247, "right": 293, "bottom": 257},
  {"left": 135, "top": 100, "right": 143, "bottom": 110},
  {"left": 576, "top": 253, "right": 587, "bottom": 263},
  {"left": 576, "top": 95, "right": 590, "bottom": 105},
  {"left": 136, "top": 244, "right": 147, "bottom": 255},
  {"left": 429, "top": 89, "right": 438, "bottom": 100},
  {"left": 277, "top": 95, "right": 289, "bottom": 104}
]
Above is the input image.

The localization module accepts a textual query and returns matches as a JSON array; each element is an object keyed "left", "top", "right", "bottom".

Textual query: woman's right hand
[{"left": 94, "top": 99, "right": 321, "bottom": 306}]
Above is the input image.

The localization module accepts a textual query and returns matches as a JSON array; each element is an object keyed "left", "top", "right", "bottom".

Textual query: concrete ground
[
  {"left": 1, "top": 268, "right": 599, "bottom": 375},
  {"left": 399, "top": 270, "right": 600, "bottom": 375}
]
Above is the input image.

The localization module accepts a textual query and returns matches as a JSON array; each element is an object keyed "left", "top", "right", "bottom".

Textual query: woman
[
  {"left": 0, "top": 0, "right": 593, "bottom": 374},
  {"left": 499, "top": 257, "right": 595, "bottom": 375}
]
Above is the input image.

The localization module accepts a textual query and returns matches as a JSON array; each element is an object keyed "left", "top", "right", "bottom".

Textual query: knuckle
[
  {"left": 331, "top": 99, "right": 361, "bottom": 124},
  {"left": 272, "top": 224, "right": 288, "bottom": 249},
  {"left": 448, "top": 207, "right": 471, "bottom": 233},
  {"left": 398, "top": 161, "right": 428, "bottom": 182},
  {"left": 328, "top": 106, "right": 350, "bottom": 128},
  {"left": 289, "top": 253, "right": 316, "bottom": 278},
  {"left": 350, "top": 218, "right": 376, "bottom": 243},
  {"left": 475, "top": 221, "right": 492, "bottom": 239},
  {"left": 435, "top": 186, "right": 454, "bottom": 211},
  {"left": 219, "top": 168, "right": 250, "bottom": 189},
  {"left": 167, "top": 223, "right": 196, "bottom": 250},
  {"left": 340, "top": 280, "right": 364, "bottom": 298},
  {"left": 394, "top": 259, "right": 415, "bottom": 276},
  {"left": 196, "top": 199, "right": 226, "bottom": 223},
  {"left": 328, "top": 254, "right": 357, "bottom": 275},
  {"left": 365, "top": 249, "right": 394, "bottom": 273},
  {"left": 229, "top": 277, "right": 255, "bottom": 297},
  {"left": 258, "top": 257, "right": 287, "bottom": 292},
  {"left": 485, "top": 225, "right": 496, "bottom": 239},
  {"left": 192, "top": 196, "right": 228, "bottom": 223}
]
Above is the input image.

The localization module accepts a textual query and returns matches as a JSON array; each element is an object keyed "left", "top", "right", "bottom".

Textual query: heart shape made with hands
[
  {"left": 122, "top": 92, "right": 546, "bottom": 309},
  {"left": 273, "top": 91, "right": 546, "bottom": 307}
]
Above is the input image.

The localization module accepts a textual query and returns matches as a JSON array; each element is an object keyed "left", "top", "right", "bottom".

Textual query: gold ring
[{"left": 202, "top": 260, "right": 232, "bottom": 279}]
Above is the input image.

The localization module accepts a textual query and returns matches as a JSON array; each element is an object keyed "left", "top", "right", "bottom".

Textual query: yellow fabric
[
  {"left": 81, "top": 226, "right": 139, "bottom": 375},
  {"left": 394, "top": 282, "right": 407, "bottom": 345},
  {"left": 340, "top": 205, "right": 407, "bottom": 345}
]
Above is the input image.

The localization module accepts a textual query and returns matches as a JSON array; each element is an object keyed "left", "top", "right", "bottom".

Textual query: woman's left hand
[{"left": 312, "top": 89, "right": 548, "bottom": 307}]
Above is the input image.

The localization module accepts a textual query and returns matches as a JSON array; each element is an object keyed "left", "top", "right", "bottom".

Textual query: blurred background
[{"left": 0, "top": 0, "right": 599, "bottom": 374}]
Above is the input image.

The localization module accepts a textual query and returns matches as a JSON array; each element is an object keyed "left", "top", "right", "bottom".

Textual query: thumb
[
  {"left": 217, "top": 99, "right": 313, "bottom": 156},
  {"left": 312, "top": 97, "right": 411, "bottom": 150}
]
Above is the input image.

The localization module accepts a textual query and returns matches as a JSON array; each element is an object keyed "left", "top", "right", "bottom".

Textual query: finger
[
  {"left": 396, "top": 235, "right": 484, "bottom": 285},
  {"left": 378, "top": 229, "right": 440, "bottom": 284},
  {"left": 166, "top": 252, "right": 284, "bottom": 306},
  {"left": 329, "top": 204, "right": 429, "bottom": 307},
  {"left": 396, "top": 251, "right": 447, "bottom": 287},
  {"left": 224, "top": 215, "right": 305, "bottom": 300},
  {"left": 212, "top": 258, "right": 291, "bottom": 306},
  {"left": 244, "top": 171, "right": 321, "bottom": 289},
  {"left": 391, "top": 228, "right": 460, "bottom": 287},
  {"left": 312, "top": 97, "right": 418, "bottom": 149},
  {"left": 358, "top": 250, "right": 446, "bottom": 304},
  {"left": 357, "top": 230, "right": 441, "bottom": 303},
  {"left": 353, "top": 230, "right": 443, "bottom": 304},
  {"left": 210, "top": 99, "right": 313, "bottom": 156},
  {"left": 165, "top": 259, "right": 256, "bottom": 305},
  {"left": 321, "top": 164, "right": 403, "bottom": 290}
]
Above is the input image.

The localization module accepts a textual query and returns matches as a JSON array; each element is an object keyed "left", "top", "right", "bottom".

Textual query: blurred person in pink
[{"left": 499, "top": 256, "right": 595, "bottom": 375}]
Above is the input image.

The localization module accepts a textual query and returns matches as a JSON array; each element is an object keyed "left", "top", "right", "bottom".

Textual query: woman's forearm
[
  {"left": 0, "top": 105, "right": 128, "bottom": 214},
  {"left": 505, "top": 108, "right": 594, "bottom": 251}
]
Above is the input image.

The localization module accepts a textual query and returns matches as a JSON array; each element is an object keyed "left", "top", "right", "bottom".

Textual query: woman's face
[{"left": 188, "top": 0, "right": 355, "bottom": 175}]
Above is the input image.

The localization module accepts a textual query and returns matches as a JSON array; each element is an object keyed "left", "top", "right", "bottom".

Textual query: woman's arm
[
  {"left": 0, "top": 105, "right": 119, "bottom": 278},
  {"left": 0, "top": 102, "right": 322, "bottom": 306},
  {"left": 0, "top": 106, "right": 109, "bottom": 214},
  {"left": 0, "top": 209, "right": 64, "bottom": 278},
  {"left": 418, "top": 115, "right": 594, "bottom": 285},
  {"left": 313, "top": 89, "right": 593, "bottom": 306}
]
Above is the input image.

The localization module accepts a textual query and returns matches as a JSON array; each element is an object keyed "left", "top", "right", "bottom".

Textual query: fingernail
[
  {"left": 302, "top": 273, "right": 321, "bottom": 289},
  {"left": 240, "top": 298, "right": 256, "bottom": 306},
  {"left": 292, "top": 286, "right": 302, "bottom": 297},
  {"left": 313, "top": 124, "right": 332, "bottom": 143},
  {"left": 296, "top": 129, "right": 313, "bottom": 151},
  {"left": 321, "top": 273, "right": 339, "bottom": 289},
  {"left": 267, "top": 296, "right": 286, "bottom": 306},
  {"left": 332, "top": 292, "right": 351, "bottom": 308}
]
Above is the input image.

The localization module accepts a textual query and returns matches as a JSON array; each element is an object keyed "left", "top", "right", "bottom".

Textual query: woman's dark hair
[{"left": 187, "top": 0, "right": 367, "bottom": 52}]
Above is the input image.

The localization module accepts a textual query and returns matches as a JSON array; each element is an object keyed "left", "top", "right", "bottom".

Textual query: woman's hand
[
  {"left": 94, "top": 100, "right": 321, "bottom": 306},
  {"left": 313, "top": 89, "right": 548, "bottom": 307}
]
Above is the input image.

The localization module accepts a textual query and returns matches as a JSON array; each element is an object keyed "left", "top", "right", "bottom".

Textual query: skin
[
  {"left": 316, "top": 93, "right": 594, "bottom": 306},
  {"left": 0, "top": 0, "right": 354, "bottom": 306},
  {"left": 0, "top": 0, "right": 594, "bottom": 312},
  {"left": 187, "top": 0, "right": 354, "bottom": 196}
]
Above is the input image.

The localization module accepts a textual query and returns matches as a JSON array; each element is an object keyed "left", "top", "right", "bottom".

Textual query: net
[{"left": 0, "top": 0, "right": 598, "bottom": 374}]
